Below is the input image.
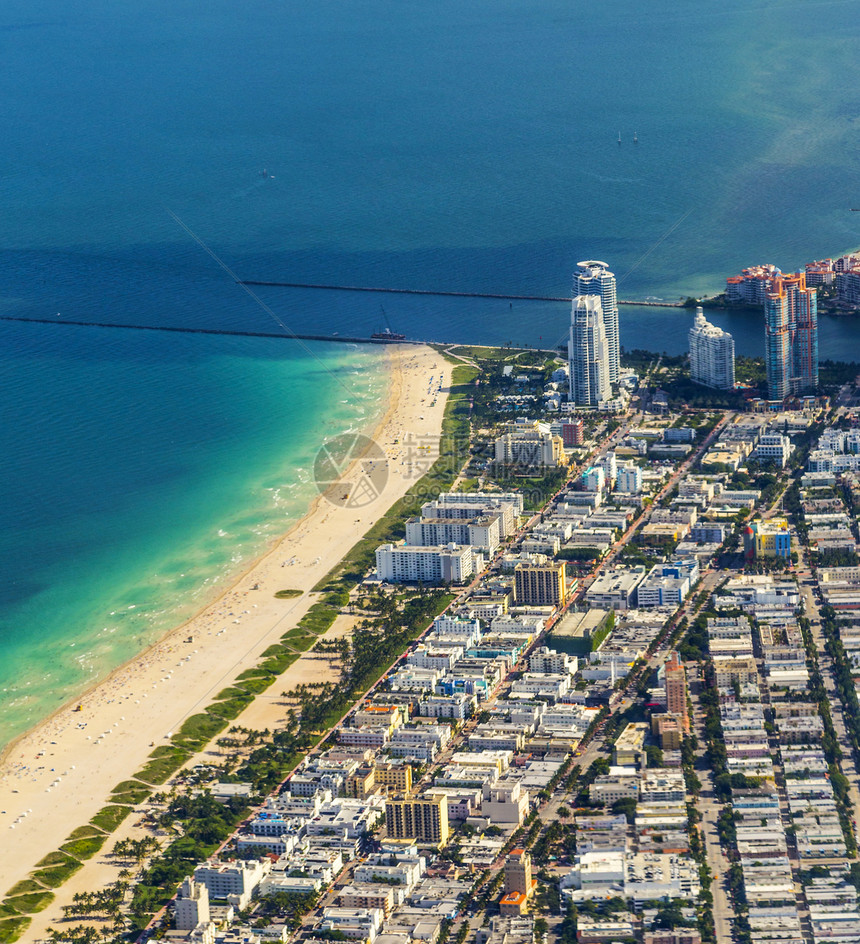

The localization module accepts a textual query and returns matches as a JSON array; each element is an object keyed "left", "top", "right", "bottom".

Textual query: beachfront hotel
[
  {"left": 764, "top": 273, "right": 818, "bottom": 400},
  {"left": 688, "top": 307, "right": 735, "bottom": 390},
  {"left": 568, "top": 294, "right": 612, "bottom": 406},
  {"left": 375, "top": 542, "right": 475, "bottom": 584},
  {"left": 573, "top": 260, "right": 620, "bottom": 383}
]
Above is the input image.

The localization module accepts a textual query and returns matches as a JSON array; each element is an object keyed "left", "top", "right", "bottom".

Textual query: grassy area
[
  {"left": 5, "top": 892, "right": 53, "bottom": 914},
  {"left": 3, "top": 882, "right": 41, "bottom": 899},
  {"left": 134, "top": 745, "right": 191, "bottom": 785},
  {"left": 60, "top": 835, "right": 106, "bottom": 861},
  {"left": 89, "top": 805, "right": 133, "bottom": 833},
  {"left": 172, "top": 712, "right": 227, "bottom": 752},
  {"left": 31, "top": 857, "right": 82, "bottom": 889},
  {"left": 207, "top": 694, "right": 254, "bottom": 720},
  {"left": 109, "top": 779, "right": 152, "bottom": 805},
  {"left": 0, "top": 917, "right": 30, "bottom": 943},
  {"left": 33, "top": 852, "right": 74, "bottom": 869},
  {"left": 64, "top": 826, "right": 104, "bottom": 843},
  {"left": 274, "top": 588, "right": 303, "bottom": 599}
]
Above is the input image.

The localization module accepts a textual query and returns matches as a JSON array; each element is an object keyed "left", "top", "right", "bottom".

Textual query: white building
[
  {"left": 481, "top": 780, "right": 530, "bottom": 825},
  {"left": 495, "top": 422, "right": 564, "bottom": 467},
  {"left": 569, "top": 295, "right": 612, "bottom": 406},
  {"left": 755, "top": 432, "right": 792, "bottom": 467},
  {"left": 193, "top": 859, "right": 270, "bottom": 909},
  {"left": 405, "top": 514, "right": 500, "bottom": 554},
  {"left": 615, "top": 464, "right": 642, "bottom": 494},
  {"left": 574, "top": 261, "right": 620, "bottom": 384},
  {"left": 689, "top": 307, "right": 735, "bottom": 390},
  {"left": 176, "top": 877, "right": 210, "bottom": 931},
  {"left": 528, "top": 647, "right": 578, "bottom": 676},
  {"left": 376, "top": 543, "right": 474, "bottom": 584}
]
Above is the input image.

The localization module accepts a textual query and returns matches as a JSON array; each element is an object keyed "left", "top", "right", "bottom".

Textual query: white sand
[{"left": 0, "top": 343, "right": 450, "bottom": 919}]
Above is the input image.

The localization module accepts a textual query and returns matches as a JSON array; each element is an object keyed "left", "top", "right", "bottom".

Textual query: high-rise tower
[
  {"left": 764, "top": 273, "right": 818, "bottom": 400},
  {"left": 574, "top": 261, "right": 619, "bottom": 383},
  {"left": 689, "top": 307, "right": 735, "bottom": 390},
  {"left": 568, "top": 295, "right": 611, "bottom": 406}
]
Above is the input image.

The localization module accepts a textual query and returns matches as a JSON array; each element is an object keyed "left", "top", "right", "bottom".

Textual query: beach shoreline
[
  {"left": 0, "top": 342, "right": 449, "bottom": 904},
  {"left": 0, "top": 345, "right": 394, "bottom": 771}
]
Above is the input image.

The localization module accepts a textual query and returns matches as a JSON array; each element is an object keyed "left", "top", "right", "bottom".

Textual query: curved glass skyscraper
[{"left": 574, "top": 261, "right": 620, "bottom": 384}]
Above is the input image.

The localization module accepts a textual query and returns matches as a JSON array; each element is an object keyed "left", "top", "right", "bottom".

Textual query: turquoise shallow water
[
  {"left": 1, "top": 0, "right": 859, "bottom": 747},
  {"left": 0, "top": 329, "right": 387, "bottom": 745}
]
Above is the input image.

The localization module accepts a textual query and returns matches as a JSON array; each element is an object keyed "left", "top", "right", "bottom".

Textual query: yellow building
[
  {"left": 385, "top": 793, "right": 450, "bottom": 845},
  {"left": 499, "top": 848, "right": 535, "bottom": 916},
  {"left": 514, "top": 561, "right": 567, "bottom": 607},
  {"left": 375, "top": 763, "right": 412, "bottom": 795},
  {"left": 346, "top": 763, "right": 413, "bottom": 799},
  {"left": 744, "top": 517, "right": 791, "bottom": 561}
]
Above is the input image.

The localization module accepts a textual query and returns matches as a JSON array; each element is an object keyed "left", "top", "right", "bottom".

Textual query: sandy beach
[{"left": 0, "top": 342, "right": 450, "bottom": 919}]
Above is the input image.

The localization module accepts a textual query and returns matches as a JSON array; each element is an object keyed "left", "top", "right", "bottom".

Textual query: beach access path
[{"left": 0, "top": 343, "right": 450, "bottom": 909}]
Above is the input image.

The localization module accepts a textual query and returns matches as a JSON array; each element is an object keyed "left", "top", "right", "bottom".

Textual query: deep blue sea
[{"left": 1, "top": 0, "right": 859, "bottom": 745}]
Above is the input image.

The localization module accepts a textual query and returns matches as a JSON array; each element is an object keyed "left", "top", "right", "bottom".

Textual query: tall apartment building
[
  {"left": 689, "top": 308, "right": 735, "bottom": 390},
  {"left": 385, "top": 793, "right": 450, "bottom": 845},
  {"left": 504, "top": 848, "right": 533, "bottom": 895},
  {"left": 175, "top": 877, "right": 210, "bottom": 931},
  {"left": 514, "top": 560, "right": 567, "bottom": 607},
  {"left": 561, "top": 419, "right": 584, "bottom": 446},
  {"left": 375, "top": 542, "right": 474, "bottom": 584},
  {"left": 764, "top": 273, "right": 818, "bottom": 400},
  {"left": 405, "top": 514, "right": 500, "bottom": 553},
  {"left": 568, "top": 295, "right": 611, "bottom": 406},
  {"left": 574, "top": 260, "right": 620, "bottom": 383},
  {"left": 664, "top": 651, "right": 689, "bottom": 733}
]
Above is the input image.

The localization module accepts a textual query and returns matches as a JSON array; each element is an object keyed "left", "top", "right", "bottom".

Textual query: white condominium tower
[
  {"left": 688, "top": 307, "right": 735, "bottom": 390},
  {"left": 574, "top": 260, "right": 619, "bottom": 383},
  {"left": 569, "top": 295, "right": 611, "bottom": 406}
]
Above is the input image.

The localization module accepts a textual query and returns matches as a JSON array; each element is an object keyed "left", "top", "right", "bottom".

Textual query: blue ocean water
[{"left": 1, "top": 0, "right": 859, "bottom": 745}]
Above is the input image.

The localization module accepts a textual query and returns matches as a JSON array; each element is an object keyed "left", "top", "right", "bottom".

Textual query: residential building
[
  {"left": 176, "top": 877, "right": 210, "bottom": 931},
  {"left": 725, "top": 264, "right": 782, "bottom": 304},
  {"left": 574, "top": 260, "right": 620, "bottom": 383},
  {"left": 385, "top": 794, "right": 450, "bottom": 845},
  {"left": 581, "top": 466, "right": 606, "bottom": 493},
  {"left": 689, "top": 307, "right": 735, "bottom": 390},
  {"left": 616, "top": 464, "right": 642, "bottom": 494},
  {"left": 569, "top": 295, "right": 612, "bottom": 406},
  {"left": 754, "top": 432, "right": 791, "bottom": 467},
  {"left": 193, "top": 859, "right": 270, "bottom": 909},
  {"left": 764, "top": 272, "right": 818, "bottom": 400},
  {"left": 376, "top": 543, "right": 474, "bottom": 584},
  {"left": 514, "top": 560, "right": 567, "bottom": 607},
  {"left": 664, "top": 651, "right": 689, "bottom": 733},
  {"left": 562, "top": 419, "right": 584, "bottom": 446},
  {"left": 482, "top": 781, "right": 529, "bottom": 825},
  {"left": 405, "top": 515, "right": 500, "bottom": 554},
  {"left": 495, "top": 422, "right": 564, "bottom": 468}
]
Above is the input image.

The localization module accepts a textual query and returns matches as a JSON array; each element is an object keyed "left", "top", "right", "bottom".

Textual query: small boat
[
  {"left": 618, "top": 132, "right": 621, "bottom": 145},
  {"left": 634, "top": 132, "right": 638, "bottom": 143}
]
